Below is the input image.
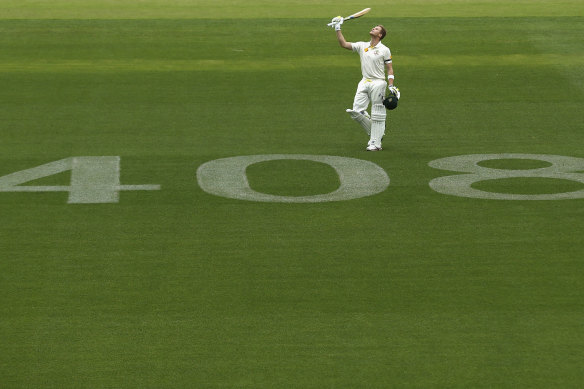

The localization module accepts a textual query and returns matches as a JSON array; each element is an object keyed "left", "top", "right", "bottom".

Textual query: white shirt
[{"left": 351, "top": 41, "right": 392, "bottom": 80}]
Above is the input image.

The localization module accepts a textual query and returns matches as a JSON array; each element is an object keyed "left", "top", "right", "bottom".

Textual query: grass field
[{"left": 1, "top": 1, "right": 583, "bottom": 387}]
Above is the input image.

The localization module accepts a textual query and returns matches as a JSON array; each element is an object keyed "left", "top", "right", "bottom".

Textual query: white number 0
[{"left": 197, "top": 154, "right": 390, "bottom": 202}]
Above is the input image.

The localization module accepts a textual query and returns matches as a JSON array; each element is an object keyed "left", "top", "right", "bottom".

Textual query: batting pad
[
  {"left": 346, "top": 109, "right": 371, "bottom": 135},
  {"left": 370, "top": 104, "right": 386, "bottom": 145},
  {"left": 371, "top": 104, "right": 386, "bottom": 122}
]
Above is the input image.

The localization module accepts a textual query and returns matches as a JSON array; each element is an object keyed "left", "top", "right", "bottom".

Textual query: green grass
[
  {"left": 0, "top": 1, "right": 583, "bottom": 387},
  {"left": 247, "top": 160, "right": 341, "bottom": 196},
  {"left": 1, "top": 0, "right": 583, "bottom": 18}
]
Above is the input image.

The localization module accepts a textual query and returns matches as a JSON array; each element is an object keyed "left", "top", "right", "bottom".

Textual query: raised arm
[
  {"left": 336, "top": 30, "right": 352, "bottom": 50},
  {"left": 330, "top": 17, "right": 352, "bottom": 50}
]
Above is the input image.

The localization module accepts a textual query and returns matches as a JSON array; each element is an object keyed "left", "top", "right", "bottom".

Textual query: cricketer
[{"left": 330, "top": 17, "right": 398, "bottom": 151}]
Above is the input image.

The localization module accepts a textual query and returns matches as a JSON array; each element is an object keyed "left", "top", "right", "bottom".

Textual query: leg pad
[
  {"left": 370, "top": 104, "right": 386, "bottom": 147},
  {"left": 346, "top": 109, "right": 371, "bottom": 135},
  {"left": 371, "top": 104, "right": 386, "bottom": 122}
]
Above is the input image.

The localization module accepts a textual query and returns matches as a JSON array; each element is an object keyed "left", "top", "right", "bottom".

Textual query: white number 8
[{"left": 428, "top": 154, "right": 584, "bottom": 200}]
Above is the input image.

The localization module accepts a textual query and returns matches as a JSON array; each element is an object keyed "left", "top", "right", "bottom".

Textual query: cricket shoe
[{"left": 366, "top": 144, "right": 382, "bottom": 151}]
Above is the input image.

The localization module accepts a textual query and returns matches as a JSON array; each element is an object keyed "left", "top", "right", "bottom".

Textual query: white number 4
[{"left": 0, "top": 156, "right": 160, "bottom": 203}]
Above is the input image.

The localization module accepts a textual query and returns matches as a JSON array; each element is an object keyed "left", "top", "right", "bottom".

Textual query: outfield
[{"left": 1, "top": 1, "right": 583, "bottom": 387}]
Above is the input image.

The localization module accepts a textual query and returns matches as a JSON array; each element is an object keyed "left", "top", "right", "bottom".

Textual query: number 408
[{"left": 1, "top": 153, "right": 583, "bottom": 204}]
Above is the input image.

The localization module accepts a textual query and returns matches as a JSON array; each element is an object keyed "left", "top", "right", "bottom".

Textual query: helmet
[{"left": 383, "top": 89, "right": 399, "bottom": 110}]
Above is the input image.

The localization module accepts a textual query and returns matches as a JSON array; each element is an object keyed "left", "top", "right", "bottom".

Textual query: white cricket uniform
[{"left": 350, "top": 41, "right": 392, "bottom": 110}]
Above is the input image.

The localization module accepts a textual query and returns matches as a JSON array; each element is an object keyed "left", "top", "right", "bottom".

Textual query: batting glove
[
  {"left": 388, "top": 85, "right": 400, "bottom": 99},
  {"left": 328, "top": 16, "right": 343, "bottom": 29}
]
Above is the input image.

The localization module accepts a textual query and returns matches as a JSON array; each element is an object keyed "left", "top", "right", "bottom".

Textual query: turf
[{"left": 0, "top": 1, "right": 583, "bottom": 387}]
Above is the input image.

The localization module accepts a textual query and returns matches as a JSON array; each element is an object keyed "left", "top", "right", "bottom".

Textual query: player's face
[{"left": 369, "top": 26, "right": 383, "bottom": 38}]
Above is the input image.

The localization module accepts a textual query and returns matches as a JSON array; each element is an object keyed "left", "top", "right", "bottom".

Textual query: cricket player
[{"left": 330, "top": 17, "right": 398, "bottom": 151}]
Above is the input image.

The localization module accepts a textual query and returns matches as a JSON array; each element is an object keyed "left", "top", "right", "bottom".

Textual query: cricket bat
[{"left": 327, "top": 8, "right": 371, "bottom": 26}]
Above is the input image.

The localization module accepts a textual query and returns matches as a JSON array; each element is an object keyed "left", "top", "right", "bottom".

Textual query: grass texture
[{"left": 0, "top": 1, "right": 583, "bottom": 387}]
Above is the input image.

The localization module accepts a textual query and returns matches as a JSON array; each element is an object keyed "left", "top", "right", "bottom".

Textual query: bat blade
[
  {"left": 345, "top": 7, "right": 371, "bottom": 21},
  {"left": 326, "top": 7, "right": 371, "bottom": 27}
]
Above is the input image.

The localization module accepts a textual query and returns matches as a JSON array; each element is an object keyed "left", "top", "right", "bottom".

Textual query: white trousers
[
  {"left": 352, "top": 78, "right": 387, "bottom": 147},
  {"left": 352, "top": 78, "right": 387, "bottom": 112}
]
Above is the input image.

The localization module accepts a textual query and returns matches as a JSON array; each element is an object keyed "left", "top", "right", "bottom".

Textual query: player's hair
[{"left": 378, "top": 25, "right": 387, "bottom": 40}]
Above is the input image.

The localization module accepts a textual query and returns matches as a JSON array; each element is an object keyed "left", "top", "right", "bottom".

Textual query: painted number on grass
[
  {"left": 3, "top": 154, "right": 584, "bottom": 204},
  {"left": 197, "top": 154, "right": 390, "bottom": 202},
  {"left": 0, "top": 157, "right": 160, "bottom": 203},
  {"left": 428, "top": 154, "right": 584, "bottom": 200}
]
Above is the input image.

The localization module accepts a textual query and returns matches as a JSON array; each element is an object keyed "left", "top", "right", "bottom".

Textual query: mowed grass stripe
[
  {"left": 0, "top": 54, "right": 582, "bottom": 73},
  {"left": 1, "top": 0, "right": 583, "bottom": 19}
]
